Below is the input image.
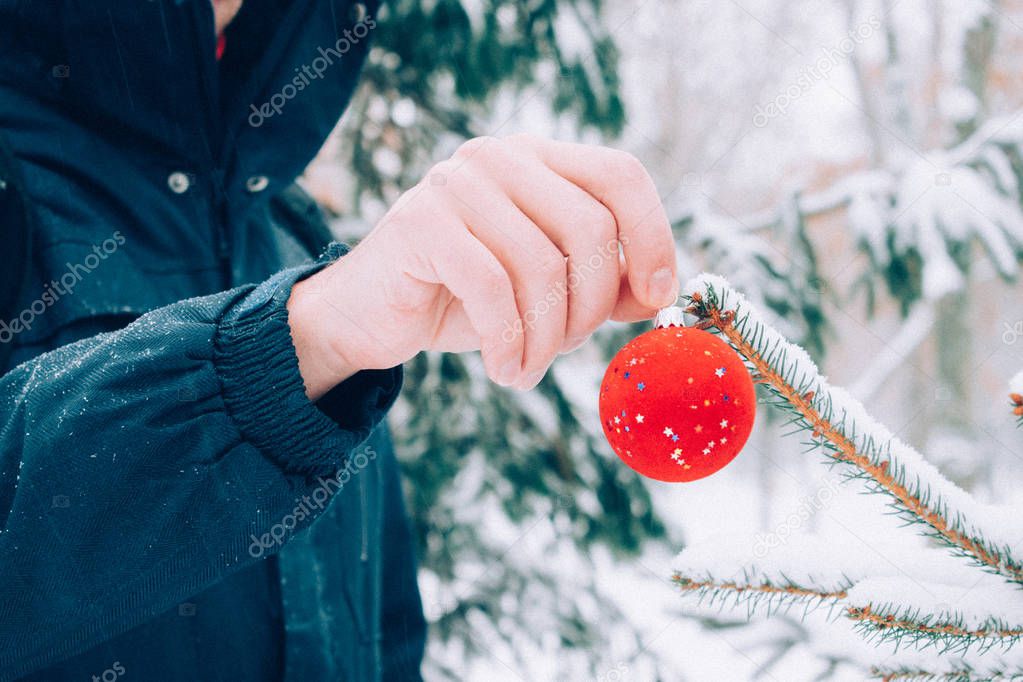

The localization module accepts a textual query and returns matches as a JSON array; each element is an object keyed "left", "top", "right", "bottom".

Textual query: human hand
[{"left": 288, "top": 135, "right": 679, "bottom": 400}]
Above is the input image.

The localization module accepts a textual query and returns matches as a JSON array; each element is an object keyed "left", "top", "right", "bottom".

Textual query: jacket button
[
  {"left": 245, "top": 175, "right": 270, "bottom": 193},
  {"left": 349, "top": 2, "right": 367, "bottom": 21},
  {"left": 167, "top": 172, "right": 191, "bottom": 194}
]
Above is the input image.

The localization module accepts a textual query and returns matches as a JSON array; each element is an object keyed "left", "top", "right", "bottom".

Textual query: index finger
[{"left": 510, "top": 136, "right": 679, "bottom": 309}]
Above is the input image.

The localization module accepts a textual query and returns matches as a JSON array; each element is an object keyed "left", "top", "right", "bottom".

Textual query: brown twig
[
  {"left": 849, "top": 605, "right": 1023, "bottom": 640},
  {"left": 870, "top": 669, "right": 996, "bottom": 682},
  {"left": 672, "top": 574, "right": 847, "bottom": 601}
]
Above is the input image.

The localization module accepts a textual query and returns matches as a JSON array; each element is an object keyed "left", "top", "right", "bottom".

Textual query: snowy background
[{"left": 303, "top": 0, "right": 1023, "bottom": 679}]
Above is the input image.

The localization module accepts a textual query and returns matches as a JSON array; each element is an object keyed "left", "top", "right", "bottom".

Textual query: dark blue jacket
[{"left": 0, "top": 1, "right": 425, "bottom": 679}]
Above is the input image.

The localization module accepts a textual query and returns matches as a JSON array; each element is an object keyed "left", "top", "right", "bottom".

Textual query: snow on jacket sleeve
[{"left": 0, "top": 248, "right": 402, "bottom": 679}]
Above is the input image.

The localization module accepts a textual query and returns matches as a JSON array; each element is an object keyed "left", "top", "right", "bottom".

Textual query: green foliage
[
  {"left": 336, "top": 1, "right": 1023, "bottom": 674},
  {"left": 397, "top": 352, "right": 664, "bottom": 563},
  {"left": 686, "top": 282, "right": 1023, "bottom": 585},
  {"left": 393, "top": 349, "right": 664, "bottom": 676},
  {"left": 676, "top": 277, "right": 1023, "bottom": 679},
  {"left": 343, "top": 0, "right": 625, "bottom": 208},
  {"left": 878, "top": 233, "right": 923, "bottom": 319},
  {"left": 851, "top": 603, "right": 1023, "bottom": 655},
  {"left": 332, "top": 1, "right": 664, "bottom": 673},
  {"left": 869, "top": 666, "right": 1013, "bottom": 681}
]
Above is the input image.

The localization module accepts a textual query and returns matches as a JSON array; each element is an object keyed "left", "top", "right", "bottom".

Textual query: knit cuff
[{"left": 213, "top": 247, "right": 402, "bottom": 475}]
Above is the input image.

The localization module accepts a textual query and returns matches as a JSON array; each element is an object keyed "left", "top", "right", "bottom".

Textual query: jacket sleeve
[{"left": 0, "top": 247, "right": 402, "bottom": 679}]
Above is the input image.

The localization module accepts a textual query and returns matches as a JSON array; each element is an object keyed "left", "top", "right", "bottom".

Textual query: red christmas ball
[{"left": 599, "top": 325, "right": 756, "bottom": 482}]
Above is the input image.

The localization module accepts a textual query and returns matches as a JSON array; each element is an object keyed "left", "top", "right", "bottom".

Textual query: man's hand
[{"left": 287, "top": 135, "right": 679, "bottom": 400}]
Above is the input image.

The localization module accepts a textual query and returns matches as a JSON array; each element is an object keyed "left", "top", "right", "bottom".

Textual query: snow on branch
[
  {"left": 674, "top": 533, "right": 888, "bottom": 602},
  {"left": 672, "top": 534, "right": 855, "bottom": 617},
  {"left": 671, "top": 169, "right": 893, "bottom": 235},
  {"left": 870, "top": 667, "right": 1023, "bottom": 681},
  {"left": 671, "top": 108, "right": 1023, "bottom": 237},
  {"left": 671, "top": 575, "right": 846, "bottom": 620},
  {"left": 846, "top": 577, "right": 1023, "bottom": 653},
  {"left": 866, "top": 635, "right": 1023, "bottom": 681},
  {"left": 851, "top": 604, "right": 1023, "bottom": 652},
  {"left": 672, "top": 108, "right": 1023, "bottom": 308},
  {"left": 681, "top": 274, "right": 1023, "bottom": 586},
  {"left": 673, "top": 532, "right": 1022, "bottom": 644}
]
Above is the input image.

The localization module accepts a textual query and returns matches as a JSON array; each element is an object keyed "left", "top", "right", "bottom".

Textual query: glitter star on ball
[
  {"left": 637, "top": 382, "right": 646, "bottom": 391},
  {"left": 663, "top": 427, "right": 674, "bottom": 437},
  {"left": 715, "top": 367, "right": 726, "bottom": 377}
]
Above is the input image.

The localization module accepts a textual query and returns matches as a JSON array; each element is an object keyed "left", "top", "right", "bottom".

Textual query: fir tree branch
[
  {"left": 669, "top": 108, "right": 1023, "bottom": 237},
  {"left": 673, "top": 574, "right": 848, "bottom": 601},
  {"left": 671, "top": 572, "right": 848, "bottom": 621},
  {"left": 870, "top": 666, "right": 1023, "bottom": 681},
  {"left": 848, "top": 603, "right": 1023, "bottom": 653},
  {"left": 682, "top": 278, "right": 1023, "bottom": 586}
]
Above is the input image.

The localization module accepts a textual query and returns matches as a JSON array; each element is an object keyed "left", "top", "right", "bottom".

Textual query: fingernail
[
  {"left": 647, "top": 267, "right": 678, "bottom": 307},
  {"left": 497, "top": 360, "right": 520, "bottom": 386}
]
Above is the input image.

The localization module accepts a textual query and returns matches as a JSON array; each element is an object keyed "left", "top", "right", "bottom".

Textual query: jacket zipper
[
  {"left": 211, "top": 168, "right": 232, "bottom": 287},
  {"left": 359, "top": 473, "right": 369, "bottom": 562},
  {"left": 187, "top": 0, "right": 232, "bottom": 287}
]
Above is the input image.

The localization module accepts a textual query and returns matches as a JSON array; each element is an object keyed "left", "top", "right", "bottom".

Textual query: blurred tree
[
  {"left": 675, "top": 276, "right": 1023, "bottom": 682},
  {"left": 305, "top": 0, "right": 1023, "bottom": 677},
  {"left": 342, "top": 0, "right": 624, "bottom": 210},
  {"left": 662, "top": 2, "right": 1023, "bottom": 677},
  {"left": 323, "top": 1, "right": 673, "bottom": 678}
]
